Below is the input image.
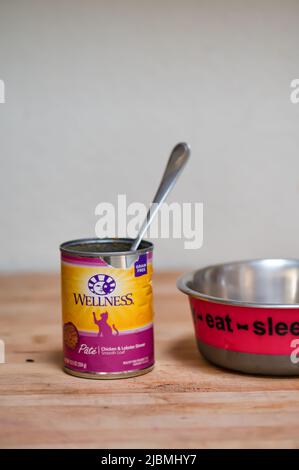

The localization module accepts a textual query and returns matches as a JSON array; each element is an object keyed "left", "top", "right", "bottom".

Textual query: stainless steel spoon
[{"left": 131, "top": 142, "right": 191, "bottom": 251}]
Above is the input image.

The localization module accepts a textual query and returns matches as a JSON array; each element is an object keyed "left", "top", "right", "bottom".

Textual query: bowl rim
[{"left": 177, "top": 258, "right": 299, "bottom": 309}]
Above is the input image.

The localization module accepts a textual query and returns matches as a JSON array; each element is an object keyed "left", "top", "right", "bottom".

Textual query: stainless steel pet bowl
[{"left": 177, "top": 259, "right": 299, "bottom": 375}]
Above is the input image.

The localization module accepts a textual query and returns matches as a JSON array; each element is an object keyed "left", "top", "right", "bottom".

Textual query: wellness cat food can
[{"left": 60, "top": 238, "right": 154, "bottom": 379}]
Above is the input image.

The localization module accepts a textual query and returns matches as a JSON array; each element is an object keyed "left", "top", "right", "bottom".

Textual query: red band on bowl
[{"left": 190, "top": 297, "right": 299, "bottom": 356}]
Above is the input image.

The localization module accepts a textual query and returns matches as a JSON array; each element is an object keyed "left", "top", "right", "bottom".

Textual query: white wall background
[{"left": 1, "top": 0, "right": 299, "bottom": 271}]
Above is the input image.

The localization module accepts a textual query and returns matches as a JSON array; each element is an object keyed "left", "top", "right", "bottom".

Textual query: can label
[
  {"left": 190, "top": 297, "right": 299, "bottom": 355},
  {"left": 61, "top": 251, "right": 154, "bottom": 374}
]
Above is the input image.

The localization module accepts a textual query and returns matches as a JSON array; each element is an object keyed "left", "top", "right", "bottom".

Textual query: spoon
[{"left": 130, "top": 142, "right": 191, "bottom": 251}]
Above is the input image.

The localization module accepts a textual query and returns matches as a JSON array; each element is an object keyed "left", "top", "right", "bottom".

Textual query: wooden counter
[{"left": 0, "top": 272, "right": 299, "bottom": 448}]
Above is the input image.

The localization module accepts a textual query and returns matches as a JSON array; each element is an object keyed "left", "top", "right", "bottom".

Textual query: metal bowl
[{"left": 177, "top": 259, "right": 299, "bottom": 375}]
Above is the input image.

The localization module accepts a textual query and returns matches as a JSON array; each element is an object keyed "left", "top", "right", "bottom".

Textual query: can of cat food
[{"left": 60, "top": 238, "right": 154, "bottom": 379}]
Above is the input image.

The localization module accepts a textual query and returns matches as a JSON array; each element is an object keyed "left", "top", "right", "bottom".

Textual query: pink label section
[
  {"left": 61, "top": 251, "right": 152, "bottom": 269},
  {"left": 61, "top": 253, "right": 108, "bottom": 266},
  {"left": 64, "top": 326, "right": 154, "bottom": 373},
  {"left": 190, "top": 298, "right": 299, "bottom": 355}
]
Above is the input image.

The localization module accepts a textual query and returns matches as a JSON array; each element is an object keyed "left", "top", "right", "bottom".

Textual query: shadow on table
[
  {"left": 168, "top": 334, "right": 248, "bottom": 376},
  {"left": 168, "top": 334, "right": 200, "bottom": 363},
  {"left": 47, "top": 349, "right": 63, "bottom": 368}
]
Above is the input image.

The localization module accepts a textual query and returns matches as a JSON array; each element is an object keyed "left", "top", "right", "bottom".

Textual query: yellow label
[{"left": 61, "top": 257, "right": 153, "bottom": 334}]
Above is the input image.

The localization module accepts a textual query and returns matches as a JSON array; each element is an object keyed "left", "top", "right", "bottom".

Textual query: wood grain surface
[{"left": 0, "top": 272, "right": 299, "bottom": 449}]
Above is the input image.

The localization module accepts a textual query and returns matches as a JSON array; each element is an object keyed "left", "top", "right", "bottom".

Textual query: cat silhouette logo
[
  {"left": 93, "top": 311, "right": 119, "bottom": 337},
  {"left": 88, "top": 274, "right": 116, "bottom": 295}
]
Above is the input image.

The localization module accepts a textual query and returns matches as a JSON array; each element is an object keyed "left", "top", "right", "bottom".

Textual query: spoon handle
[{"left": 131, "top": 142, "right": 190, "bottom": 251}]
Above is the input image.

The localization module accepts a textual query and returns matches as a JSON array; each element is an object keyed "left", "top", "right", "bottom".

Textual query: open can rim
[{"left": 60, "top": 237, "right": 153, "bottom": 258}]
